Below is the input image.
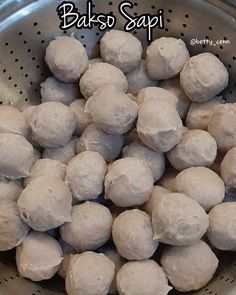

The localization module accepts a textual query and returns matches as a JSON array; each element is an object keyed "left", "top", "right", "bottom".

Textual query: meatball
[
  {"left": 0, "top": 105, "right": 28, "bottom": 137},
  {"left": 60, "top": 202, "right": 112, "bottom": 251},
  {"left": 17, "top": 176, "right": 72, "bottom": 231},
  {"left": 158, "top": 167, "right": 178, "bottom": 191},
  {"left": 180, "top": 53, "right": 228, "bottom": 102},
  {"left": 105, "top": 158, "right": 154, "bottom": 207},
  {"left": 58, "top": 252, "right": 74, "bottom": 280},
  {"left": 117, "top": 260, "right": 172, "bottom": 295},
  {"left": 208, "top": 103, "right": 236, "bottom": 152},
  {"left": 207, "top": 202, "right": 236, "bottom": 251},
  {"left": 161, "top": 240, "right": 219, "bottom": 292},
  {"left": 175, "top": 167, "right": 225, "bottom": 211},
  {"left": 100, "top": 29, "right": 143, "bottom": 73},
  {"left": 24, "top": 158, "right": 66, "bottom": 186},
  {"left": 85, "top": 85, "right": 138, "bottom": 135},
  {"left": 0, "top": 177, "right": 22, "bottom": 201},
  {"left": 126, "top": 59, "right": 157, "bottom": 95},
  {"left": 122, "top": 139, "right": 165, "bottom": 182},
  {"left": 186, "top": 96, "right": 225, "bottom": 130},
  {"left": 0, "top": 133, "right": 35, "bottom": 179},
  {"left": 221, "top": 147, "right": 236, "bottom": 188},
  {"left": 45, "top": 36, "right": 89, "bottom": 82},
  {"left": 167, "top": 129, "right": 217, "bottom": 171},
  {"left": 43, "top": 137, "right": 76, "bottom": 164},
  {"left": 27, "top": 102, "right": 76, "bottom": 148},
  {"left": 66, "top": 151, "right": 107, "bottom": 201},
  {"left": 76, "top": 124, "right": 124, "bottom": 162},
  {"left": 40, "top": 76, "right": 79, "bottom": 105},
  {"left": 112, "top": 209, "right": 158, "bottom": 260},
  {"left": 16, "top": 231, "right": 63, "bottom": 281},
  {"left": 79, "top": 62, "right": 128, "bottom": 99},
  {"left": 146, "top": 37, "right": 189, "bottom": 80},
  {"left": 0, "top": 200, "right": 29, "bottom": 251},
  {"left": 70, "top": 99, "right": 93, "bottom": 135},
  {"left": 159, "top": 77, "right": 191, "bottom": 118},
  {"left": 89, "top": 57, "right": 103, "bottom": 65},
  {"left": 142, "top": 185, "right": 170, "bottom": 216},
  {"left": 137, "top": 99, "right": 183, "bottom": 153},
  {"left": 152, "top": 193, "right": 209, "bottom": 246}
]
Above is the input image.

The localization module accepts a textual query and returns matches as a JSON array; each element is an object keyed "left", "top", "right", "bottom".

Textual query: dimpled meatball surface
[
  {"left": 152, "top": 193, "right": 209, "bottom": 246},
  {"left": 85, "top": 85, "right": 138, "bottom": 135},
  {"left": 0, "top": 133, "right": 35, "bottom": 179},
  {"left": 16, "top": 231, "right": 63, "bottom": 281},
  {"left": 100, "top": 30, "right": 143, "bottom": 73},
  {"left": 17, "top": 176, "right": 72, "bottom": 231},
  {"left": 167, "top": 129, "right": 217, "bottom": 171},
  {"left": 112, "top": 209, "right": 159, "bottom": 260},
  {"left": 66, "top": 252, "right": 115, "bottom": 295},
  {"left": 28, "top": 102, "right": 76, "bottom": 148},
  {"left": 40, "top": 76, "right": 79, "bottom": 105},
  {"left": 137, "top": 99, "right": 183, "bottom": 153},
  {"left": 180, "top": 53, "right": 228, "bottom": 102},
  {"left": 66, "top": 151, "right": 107, "bottom": 201},
  {"left": 45, "top": 36, "right": 89, "bottom": 82},
  {"left": 60, "top": 202, "right": 113, "bottom": 252},
  {"left": 161, "top": 240, "right": 219, "bottom": 292},
  {"left": 117, "top": 260, "right": 172, "bottom": 295},
  {"left": 146, "top": 37, "right": 189, "bottom": 80},
  {"left": 0, "top": 200, "right": 29, "bottom": 251},
  {"left": 79, "top": 62, "right": 128, "bottom": 99},
  {"left": 175, "top": 167, "right": 225, "bottom": 211},
  {"left": 105, "top": 157, "right": 154, "bottom": 207},
  {"left": 207, "top": 202, "right": 236, "bottom": 251}
]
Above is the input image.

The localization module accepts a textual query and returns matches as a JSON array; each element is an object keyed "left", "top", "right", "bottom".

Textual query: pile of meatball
[{"left": 0, "top": 29, "right": 235, "bottom": 295}]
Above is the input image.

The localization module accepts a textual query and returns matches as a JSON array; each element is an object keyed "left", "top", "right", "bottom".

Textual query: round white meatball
[
  {"left": 161, "top": 240, "right": 219, "bottom": 292},
  {"left": 45, "top": 36, "right": 89, "bottom": 82},
  {"left": 136, "top": 86, "right": 178, "bottom": 107},
  {"left": 17, "top": 176, "right": 72, "bottom": 231},
  {"left": 79, "top": 62, "right": 128, "bottom": 99},
  {"left": 16, "top": 231, "right": 63, "bottom": 281},
  {"left": 70, "top": 99, "right": 93, "bottom": 135},
  {"left": 0, "top": 177, "right": 22, "bottom": 201},
  {"left": 186, "top": 96, "right": 225, "bottom": 130},
  {"left": 117, "top": 260, "right": 172, "bottom": 295},
  {"left": 66, "top": 151, "right": 107, "bottom": 201},
  {"left": 89, "top": 57, "right": 103, "bottom": 65},
  {"left": 137, "top": 99, "right": 183, "bottom": 153},
  {"left": 24, "top": 158, "right": 66, "bottom": 186},
  {"left": 175, "top": 167, "right": 225, "bottom": 211},
  {"left": 112, "top": 209, "right": 158, "bottom": 260},
  {"left": 100, "top": 30, "right": 143, "bottom": 73},
  {"left": 159, "top": 77, "right": 191, "bottom": 118},
  {"left": 208, "top": 103, "right": 236, "bottom": 152},
  {"left": 105, "top": 157, "right": 154, "bottom": 207},
  {"left": 60, "top": 202, "right": 112, "bottom": 251},
  {"left": 28, "top": 102, "right": 76, "bottom": 148},
  {"left": 142, "top": 186, "right": 170, "bottom": 216},
  {"left": 43, "top": 137, "right": 76, "bottom": 164},
  {"left": 85, "top": 85, "right": 138, "bottom": 134},
  {"left": 40, "top": 76, "right": 79, "bottom": 105},
  {"left": 221, "top": 147, "right": 236, "bottom": 188},
  {"left": 158, "top": 167, "right": 178, "bottom": 191},
  {"left": 167, "top": 129, "right": 217, "bottom": 171},
  {"left": 0, "top": 200, "right": 29, "bottom": 251},
  {"left": 126, "top": 59, "right": 157, "bottom": 96},
  {"left": 0, "top": 105, "right": 28, "bottom": 137},
  {"left": 146, "top": 37, "right": 189, "bottom": 80},
  {"left": 180, "top": 53, "right": 229, "bottom": 102},
  {"left": 58, "top": 252, "right": 74, "bottom": 279},
  {"left": 66, "top": 252, "right": 115, "bottom": 295},
  {"left": 152, "top": 193, "right": 209, "bottom": 246},
  {"left": 122, "top": 140, "right": 165, "bottom": 182},
  {"left": 0, "top": 133, "right": 35, "bottom": 179},
  {"left": 207, "top": 202, "right": 236, "bottom": 250},
  {"left": 76, "top": 124, "right": 124, "bottom": 162},
  {"left": 22, "top": 106, "right": 40, "bottom": 147},
  {"left": 100, "top": 247, "right": 126, "bottom": 295}
]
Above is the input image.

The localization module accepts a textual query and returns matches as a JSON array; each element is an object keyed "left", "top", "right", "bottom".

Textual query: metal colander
[{"left": 0, "top": 0, "right": 236, "bottom": 294}]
